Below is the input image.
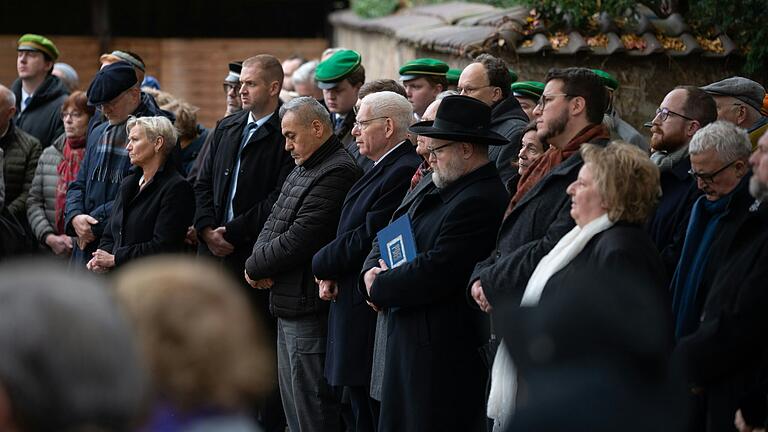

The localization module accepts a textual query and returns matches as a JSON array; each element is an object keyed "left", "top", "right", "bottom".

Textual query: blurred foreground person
[
  {"left": 0, "top": 259, "right": 146, "bottom": 431},
  {"left": 115, "top": 257, "right": 275, "bottom": 432},
  {"left": 494, "top": 142, "right": 683, "bottom": 432}
]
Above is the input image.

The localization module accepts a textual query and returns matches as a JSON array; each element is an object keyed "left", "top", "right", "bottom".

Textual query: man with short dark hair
[
  {"left": 469, "top": 67, "right": 611, "bottom": 312},
  {"left": 701, "top": 76, "right": 768, "bottom": 148},
  {"left": 11, "top": 34, "right": 68, "bottom": 149},
  {"left": 245, "top": 96, "right": 362, "bottom": 432},
  {"left": 647, "top": 86, "right": 717, "bottom": 268},
  {"left": 315, "top": 50, "right": 370, "bottom": 171},
  {"left": 65, "top": 61, "right": 167, "bottom": 268},
  {"left": 458, "top": 54, "right": 528, "bottom": 184}
]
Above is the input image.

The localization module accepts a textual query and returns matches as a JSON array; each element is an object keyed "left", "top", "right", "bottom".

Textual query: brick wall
[{"left": 0, "top": 36, "right": 327, "bottom": 128}]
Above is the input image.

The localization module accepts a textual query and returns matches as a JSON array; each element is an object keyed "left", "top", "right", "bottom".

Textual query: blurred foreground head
[
  {"left": 114, "top": 257, "right": 275, "bottom": 413},
  {"left": 0, "top": 259, "right": 146, "bottom": 432}
]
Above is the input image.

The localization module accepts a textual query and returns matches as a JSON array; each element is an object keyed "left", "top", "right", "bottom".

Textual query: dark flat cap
[
  {"left": 701, "top": 77, "right": 766, "bottom": 112},
  {"left": 87, "top": 61, "right": 138, "bottom": 106}
]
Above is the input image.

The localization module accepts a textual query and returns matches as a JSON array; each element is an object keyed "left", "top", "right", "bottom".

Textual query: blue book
[{"left": 377, "top": 214, "right": 417, "bottom": 269}]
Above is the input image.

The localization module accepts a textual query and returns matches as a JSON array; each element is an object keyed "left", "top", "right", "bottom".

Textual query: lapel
[
  {"left": 395, "top": 171, "right": 434, "bottom": 219},
  {"left": 219, "top": 111, "right": 250, "bottom": 169},
  {"left": 343, "top": 141, "right": 412, "bottom": 207}
]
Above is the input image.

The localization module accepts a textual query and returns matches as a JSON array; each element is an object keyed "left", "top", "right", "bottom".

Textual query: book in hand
[{"left": 377, "top": 214, "right": 417, "bottom": 269}]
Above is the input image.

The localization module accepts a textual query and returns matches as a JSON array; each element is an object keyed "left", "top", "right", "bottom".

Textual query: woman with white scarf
[{"left": 488, "top": 142, "right": 675, "bottom": 431}]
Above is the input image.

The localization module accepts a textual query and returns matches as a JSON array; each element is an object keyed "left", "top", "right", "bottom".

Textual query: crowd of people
[{"left": 0, "top": 32, "right": 767, "bottom": 432}]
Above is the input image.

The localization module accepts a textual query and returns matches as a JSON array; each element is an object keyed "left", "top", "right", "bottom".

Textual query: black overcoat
[
  {"left": 362, "top": 162, "right": 507, "bottom": 432},
  {"left": 99, "top": 162, "right": 194, "bottom": 266},
  {"left": 312, "top": 141, "right": 421, "bottom": 386}
]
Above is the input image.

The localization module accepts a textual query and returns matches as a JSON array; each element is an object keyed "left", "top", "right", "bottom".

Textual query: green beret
[
  {"left": 17, "top": 34, "right": 59, "bottom": 61},
  {"left": 511, "top": 81, "right": 545, "bottom": 100},
  {"left": 315, "top": 50, "right": 362, "bottom": 89},
  {"left": 446, "top": 68, "right": 461, "bottom": 86},
  {"left": 508, "top": 69, "right": 518, "bottom": 83},
  {"left": 591, "top": 69, "right": 619, "bottom": 91},
  {"left": 399, "top": 58, "right": 449, "bottom": 81}
]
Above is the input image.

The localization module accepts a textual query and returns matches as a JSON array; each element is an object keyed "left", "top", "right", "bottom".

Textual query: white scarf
[{"left": 487, "top": 214, "right": 614, "bottom": 429}]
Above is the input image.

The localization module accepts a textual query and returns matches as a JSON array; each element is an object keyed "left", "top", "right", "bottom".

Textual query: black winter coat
[
  {"left": 362, "top": 162, "right": 507, "bottom": 432},
  {"left": 488, "top": 95, "right": 529, "bottom": 185},
  {"left": 194, "top": 109, "right": 294, "bottom": 270},
  {"left": 674, "top": 197, "right": 768, "bottom": 432},
  {"left": 99, "top": 162, "right": 194, "bottom": 266},
  {"left": 312, "top": 141, "right": 421, "bottom": 386},
  {"left": 246, "top": 135, "right": 361, "bottom": 318},
  {"left": 470, "top": 149, "right": 592, "bottom": 307},
  {"left": 11, "top": 75, "right": 68, "bottom": 148}
]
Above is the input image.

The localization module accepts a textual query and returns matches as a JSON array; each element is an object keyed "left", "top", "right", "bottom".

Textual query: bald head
[
  {"left": 0, "top": 85, "right": 17, "bottom": 133},
  {"left": 0, "top": 85, "right": 15, "bottom": 110}
]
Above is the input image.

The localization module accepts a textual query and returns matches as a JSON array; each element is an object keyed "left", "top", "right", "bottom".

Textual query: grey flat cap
[{"left": 701, "top": 76, "right": 766, "bottom": 112}]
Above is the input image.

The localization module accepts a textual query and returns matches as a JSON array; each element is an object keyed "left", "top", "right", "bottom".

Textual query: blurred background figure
[
  {"left": 52, "top": 62, "right": 80, "bottom": 92},
  {"left": 280, "top": 55, "right": 306, "bottom": 102},
  {"left": 510, "top": 81, "right": 544, "bottom": 122},
  {"left": 163, "top": 98, "right": 208, "bottom": 177},
  {"left": 505, "top": 121, "right": 548, "bottom": 194},
  {"left": 87, "top": 116, "right": 194, "bottom": 272},
  {"left": 114, "top": 256, "right": 275, "bottom": 432},
  {"left": 27, "top": 90, "right": 93, "bottom": 257},
  {"left": 223, "top": 61, "right": 244, "bottom": 117},
  {"left": 0, "top": 259, "right": 146, "bottom": 431},
  {"left": 292, "top": 60, "right": 323, "bottom": 100}
]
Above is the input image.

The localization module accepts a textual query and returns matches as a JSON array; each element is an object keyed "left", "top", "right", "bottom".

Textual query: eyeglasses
[
  {"left": 688, "top": 160, "right": 736, "bottom": 184},
  {"left": 536, "top": 93, "right": 571, "bottom": 109},
  {"left": 426, "top": 141, "right": 458, "bottom": 158},
  {"left": 458, "top": 84, "right": 492, "bottom": 95},
  {"left": 96, "top": 88, "right": 132, "bottom": 110},
  {"left": 223, "top": 82, "right": 241, "bottom": 93},
  {"left": 61, "top": 111, "right": 84, "bottom": 120},
  {"left": 654, "top": 107, "right": 694, "bottom": 122},
  {"left": 353, "top": 116, "right": 388, "bottom": 130}
]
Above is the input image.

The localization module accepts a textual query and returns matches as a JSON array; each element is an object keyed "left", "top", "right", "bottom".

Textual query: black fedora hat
[{"left": 409, "top": 95, "right": 510, "bottom": 146}]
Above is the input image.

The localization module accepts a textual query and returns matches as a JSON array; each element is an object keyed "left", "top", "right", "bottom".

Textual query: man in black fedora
[{"left": 360, "top": 95, "right": 509, "bottom": 431}]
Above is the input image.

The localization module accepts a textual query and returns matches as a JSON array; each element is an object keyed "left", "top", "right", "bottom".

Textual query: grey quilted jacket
[{"left": 27, "top": 134, "right": 65, "bottom": 244}]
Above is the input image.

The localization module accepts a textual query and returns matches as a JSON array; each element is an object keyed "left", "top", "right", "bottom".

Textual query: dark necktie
[
  {"left": 240, "top": 122, "right": 258, "bottom": 151},
  {"left": 334, "top": 115, "right": 344, "bottom": 132}
]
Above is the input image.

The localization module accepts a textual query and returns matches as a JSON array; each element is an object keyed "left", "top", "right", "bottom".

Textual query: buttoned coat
[
  {"left": 362, "top": 163, "right": 507, "bottom": 432},
  {"left": 312, "top": 141, "right": 421, "bottom": 386},
  {"left": 194, "top": 109, "right": 294, "bottom": 272}
]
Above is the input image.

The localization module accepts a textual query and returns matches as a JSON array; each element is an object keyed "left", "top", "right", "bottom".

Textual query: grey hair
[
  {"left": 292, "top": 60, "right": 319, "bottom": 86},
  {"left": 0, "top": 85, "right": 15, "bottom": 109},
  {"left": 126, "top": 115, "right": 178, "bottom": 157},
  {"left": 361, "top": 91, "right": 413, "bottom": 141},
  {"left": 436, "top": 90, "right": 458, "bottom": 100},
  {"left": 0, "top": 259, "right": 146, "bottom": 431},
  {"left": 689, "top": 120, "right": 752, "bottom": 162},
  {"left": 279, "top": 96, "right": 332, "bottom": 129}
]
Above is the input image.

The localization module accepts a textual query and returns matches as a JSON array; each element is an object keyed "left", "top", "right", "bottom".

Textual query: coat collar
[
  {"left": 343, "top": 140, "right": 415, "bottom": 206},
  {"left": 301, "top": 134, "right": 342, "bottom": 170}
]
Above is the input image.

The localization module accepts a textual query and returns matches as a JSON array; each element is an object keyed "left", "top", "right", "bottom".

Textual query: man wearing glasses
[
  {"left": 701, "top": 76, "right": 768, "bottom": 149},
  {"left": 65, "top": 61, "right": 166, "bottom": 268},
  {"left": 647, "top": 86, "right": 717, "bottom": 271}
]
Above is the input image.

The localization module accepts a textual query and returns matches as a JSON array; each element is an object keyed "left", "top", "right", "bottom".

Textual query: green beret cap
[
  {"left": 315, "top": 50, "right": 362, "bottom": 89},
  {"left": 591, "top": 69, "right": 619, "bottom": 91},
  {"left": 17, "top": 34, "right": 59, "bottom": 61},
  {"left": 446, "top": 68, "right": 461, "bottom": 86},
  {"left": 399, "top": 58, "right": 449, "bottom": 81},
  {"left": 508, "top": 69, "right": 518, "bottom": 83},
  {"left": 511, "top": 81, "right": 545, "bottom": 100}
]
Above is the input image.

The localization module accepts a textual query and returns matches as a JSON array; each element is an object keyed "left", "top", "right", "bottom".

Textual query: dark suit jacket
[
  {"left": 194, "top": 108, "right": 294, "bottom": 271},
  {"left": 100, "top": 162, "right": 195, "bottom": 266},
  {"left": 312, "top": 141, "right": 421, "bottom": 386},
  {"left": 362, "top": 162, "right": 507, "bottom": 432}
]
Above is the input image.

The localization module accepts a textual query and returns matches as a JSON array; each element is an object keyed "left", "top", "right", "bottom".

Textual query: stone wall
[{"left": 332, "top": 25, "right": 743, "bottom": 135}]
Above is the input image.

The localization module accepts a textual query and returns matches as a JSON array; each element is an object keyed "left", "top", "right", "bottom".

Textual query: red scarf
[
  {"left": 409, "top": 159, "right": 431, "bottom": 191},
  {"left": 55, "top": 137, "right": 87, "bottom": 234},
  {"left": 505, "top": 123, "right": 609, "bottom": 218}
]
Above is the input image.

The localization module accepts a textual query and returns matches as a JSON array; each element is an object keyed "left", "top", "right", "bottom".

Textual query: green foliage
[
  {"left": 351, "top": 0, "right": 400, "bottom": 18},
  {"left": 687, "top": 0, "right": 767, "bottom": 74}
]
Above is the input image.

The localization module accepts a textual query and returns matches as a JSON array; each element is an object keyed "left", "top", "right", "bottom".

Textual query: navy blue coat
[
  {"left": 312, "top": 141, "right": 421, "bottom": 386},
  {"left": 362, "top": 162, "right": 507, "bottom": 432}
]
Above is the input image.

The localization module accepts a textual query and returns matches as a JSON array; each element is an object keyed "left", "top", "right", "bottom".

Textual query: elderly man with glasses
[
  {"left": 646, "top": 86, "right": 717, "bottom": 274},
  {"left": 65, "top": 61, "right": 166, "bottom": 268}
]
